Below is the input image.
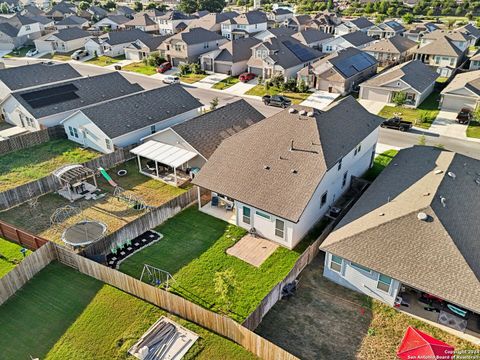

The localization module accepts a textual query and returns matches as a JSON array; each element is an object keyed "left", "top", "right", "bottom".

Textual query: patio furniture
[
  {"left": 225, "top": 203, "right": 233, "bottom": 212},
  {"left": 146, "top": 161, "right": 156, "bottom": 172},
  {"left": 211, "top": 196, "right": 219, "bottom": 207},
  {"left": 438, "top": 310, "right": 468, "bottom": 332}
]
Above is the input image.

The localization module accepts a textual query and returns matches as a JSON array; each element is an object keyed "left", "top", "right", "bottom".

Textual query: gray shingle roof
[
  {"left": 99, "top": 28, "right": 152, "bottom": 45},
  {"left": 341, "top": 31, "right": 375, "bottom": 47},
  {"left": 52, "top": 27, "right": 91, "bottom": 41},
  {"left": 193, "top": 96, "right": 382, "bottom": 222},
  {"left": 441, "top": 70, "right": 480, "bottom": 96},
  {"left": 312, "top": 47, "right": 377, "bottom": 79},
  {"left": 27, "top": 15, "right": 53, "bottom": 25},
  {"left": 0, "top": 23, "right": 18, "bottom": 37},
  {"left": 0, "top": 63, "right": 81, "bottom": 91},
  {"left": 79, "top": 85, "right": 202, "bottom": 139},
  {"left": 349, "top": 17, "right": 374, "bottom": 29},
  {"left": 56, "top": 15, "right": 88, "bottom": 26},
  {"left": 414, "top": 36, "right": 463, "bottom": 57},
  {"left": 12, "top": 72, "right": 142, "bottom": 119},
  {"left": 126, "top": 13, "right": 156, "bottom": 26},
  {"left": 321, "top": 146, "right": 480, "bottom": 313},
  {"left": 157, "top": 10, "right": 195, "bottom": 21},
  {"left": 215, "top": 37, "right": 261, "bottom": 62},
  {"left": 102, "top": 15, "right": 130, "bottom": 25},
  {"left": 172, "top": 99, "right": 264, "bottom": 159},
  {"left": 167, "top": 27, "right": 223, "bottom": 45},
  {"left": 363, "top": 35, "right": 417, "bottom": 54},
  {"left": 292, "top": 29, "right": 333, "bottom": 44},
  {"left": 231, "top": 10, "right": 267, "bottom": 25},
  {"left": 458, "top": 23, "right": 480, "bottom": 39}
]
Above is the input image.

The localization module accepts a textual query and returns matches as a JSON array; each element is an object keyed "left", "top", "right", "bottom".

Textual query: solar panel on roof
[
  {"left": 282, "top": 40, "right": 316, "bottom": 62},
  {"left": 20, "top": 83, "right": 79, "bottom": 109}
]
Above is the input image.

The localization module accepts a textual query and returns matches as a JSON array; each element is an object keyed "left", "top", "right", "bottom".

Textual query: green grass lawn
[
  {"left": 180, "top": 73, "right": 208, "bottom": 84},
  {"left": 85, "top": 55, "right": 125, "bottom": 66},
  {"left": 0, "top": 237, "right": 31, "bottom": 277},
  {"left": 378, "top": 92, "right": 441, "bottom": 129},
  {"left": 0, "top": 261, "right": 258, "bottom": 360},
  {"left": 363, "top": 150, "right": 398, "bottom": 182},
  {"left": 120, "top": 207, "right": 301, "bottom": 322},
  {"left": 41, "top": 51, "right": 75, "bottom": 61},
  {"left": 212, "top": 76, "right": 240, "bottom": 90},
  {"left": 467, "top": 120, "right": 480, "bottom": 138},
  {"left": 0, "top": 139, "right": 99, "bottom": 192},
  {"left": 4, "top": 45, "right": 35, "bottom": 58},
  {"left": 245, "top": 85, "right": 311, "bottom": 104},
  {"left": 122, "top": 62, "right": 157, "bottom": 75}
]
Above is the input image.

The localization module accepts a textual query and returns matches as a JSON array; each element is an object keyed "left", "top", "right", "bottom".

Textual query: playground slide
[{"left": 98, "top": 167, "right": 118, "bottom": 187}]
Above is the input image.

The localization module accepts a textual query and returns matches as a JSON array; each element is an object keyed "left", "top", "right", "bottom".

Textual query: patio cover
[
  {"left": 397, "top": 326, "right": 454, "bottom": 360},
  {"left": 131, "top": 140, "right": 197, "bottom": 168}
]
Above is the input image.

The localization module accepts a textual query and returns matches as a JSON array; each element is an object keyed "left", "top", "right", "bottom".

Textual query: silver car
[{"left": 162, "top": 75, "right": 180, "bottom": 84}]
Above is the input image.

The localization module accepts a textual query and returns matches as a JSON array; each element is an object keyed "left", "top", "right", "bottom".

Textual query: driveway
[
  {"left": 300, "top": 91, "right": 340, "bottom": 110},
  {"left": 224, "top": 78, "right": 258, "bottom": 96},
  {"left": 358, "top": 99, "right": 386, "bottom": 115},
  {"left": 193, "top": 73, "right": 228, "bottom": 89},
  {"left": 429, "top": 110, "right": 480, "bottom": 141}
]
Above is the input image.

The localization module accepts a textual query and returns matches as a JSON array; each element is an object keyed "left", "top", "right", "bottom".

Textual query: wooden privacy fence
[
  {"left": 83, "top": 186, "right": 199, "bottom": 257},
  {"left": 0, "top": 220, "right": 48, "bottom": 250},
  {"left": 0, "top": 125, "right": 66, "bottom": 156}
]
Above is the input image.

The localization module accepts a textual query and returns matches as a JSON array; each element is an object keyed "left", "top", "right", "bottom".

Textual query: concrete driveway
[
  {"left": 192, "top": 73, "right": 228, "bottom": 89},
  {"left": 429, "top": 110, "right": 473, "bottom": 140},
  {"left": 300, "top": 91, "right": 340, "bottom": 110},
  {"left": 224, "top": 78, "right": 258, "bottom": 96},
  {"left": 358, "top": 99, "right": 386, "bottom": 115}
]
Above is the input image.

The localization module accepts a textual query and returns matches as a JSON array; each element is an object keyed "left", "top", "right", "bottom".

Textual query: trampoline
[{"left": 61, "top": 220, "right": 107, "bottom": 247}]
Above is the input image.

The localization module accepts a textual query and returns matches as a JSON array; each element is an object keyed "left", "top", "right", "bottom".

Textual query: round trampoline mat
[{"left": 61, "top": 221, "right": 107, "bottom": 247}]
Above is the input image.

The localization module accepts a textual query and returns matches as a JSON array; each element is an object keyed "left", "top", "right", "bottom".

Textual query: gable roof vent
[
  {"left": 291, "top": 169, "right": 298, "bottom": 174},
  {"left": 417, "top": 212, "right": 428, "bottom": 221}
]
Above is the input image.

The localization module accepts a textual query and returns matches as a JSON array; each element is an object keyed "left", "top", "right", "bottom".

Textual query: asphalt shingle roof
[
  {"left": 215, "top": 37, "right": 261, "bottom": 62},
  {"left": 441, "top": 70, "right": 480, "bottom": 96},
  {"left": 51, "top": 27, "right": 91, "bottom": 41},
  {"left": 292, "top": 29, "right": 333, "bottom": 44},
  {"left": 0, "top": 23, "right": 18, "bottom": 37},
  {"left": 99, "top": 28, "right": 152, "bottom": 45},
  {"left": 56, "top": 15, "right": 88, "bottom": 26},
  {"left": 167, "top": 27, "right": 223, "bottom": 45},
  {"left": 341, "top": 31, "right": 375, "bottom": 47},
  {"left": 363, "top": 35, "right": 417, "bottom": 54}
]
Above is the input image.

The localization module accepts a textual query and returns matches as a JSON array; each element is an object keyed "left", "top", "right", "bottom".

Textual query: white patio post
[
  {"left": 155, "top": 161, "right": 159, "bottom": 178},
  {"left": 137, "top": 155, "right": 142, "bottom": 173},
  {"left": 197, "top": 185, "right": 201, "bottom": 210},
  {"left": 92, "top": 173, "right": 98, "bottom": 188},
  {"left": 173, "top": 167, "right": 177, "bottom": 186}
]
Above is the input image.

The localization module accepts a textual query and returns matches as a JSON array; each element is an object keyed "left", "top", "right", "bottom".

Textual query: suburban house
[
  {"left": 367, "top": 20, "right": 405, "bottom": 39},
  {"left": 91, "top": 15, "right": 130, "bottom": 31},
  {"left": 55, "top": 15, "right": 89, "bottom": 30},
  {"left": 1, "top": 72, "right": 142, "bottom": 131},
  {"left": 200, "top": 37, "right": 261, "bottom": 75},
  {"left": 403, "top": 22, "right": 438, "bottom": 42},
  {"left": 61, "top": 85, "right": 202, "bottom": 154},
  {"left": 439, "top": 70, "right": 480, "bottom": 112},
  {"left": 84, "top": 29, "right": 154, "bottom": 57},
  {"left": 469, "top": 49, "right": 480, "bottom": 70},
  {"left": 267, "top": 8, "right": 293, "bottom": 24},
  {"left": 46, "top": 1, "right": 76, "bottom": 21},
  {"left": 420, "top": 30, "right": 471, "bottom": 53},
  {"left": 124, "top": 36, "right": 167, "bottom": 61},
  {"left": 363, "top": 35, "right": 418, "bottom": 67},
  {"left": 0, "top": 62, "right": 81, "bottom": 101},
  {"left": 85, "top": 5, "right": 108, "bottom": 20},
  {"left": 247, "top": 35, "right": 323, "bottom": 79},
  {"left": 115, "top": 5, "right": 135, "bottom": 19},
  {"left": 22, "top": 4, "right": 45, "bottom": 17},
  {"left": 193, "top": 96, "right": 382, "bottom": 249},
  {"left": 27, "top": 15, "right": 55, "bottom": 31},
  {"left": 124, "top": 13, "right": 158, "bottom": 33},
  {"left": 0, "top": 15, "right": 42, "bottom": 49},
  {"left": 322, "top": 31, "right": 375, "bottom": 53},
  {"left": 130, "top": 99, "right": 264, "bottom": 186},
  {"left": 160, "top": 27, "right": 227, "bottom": 66},
  {"left": 157, "top": 10, "right": 196, "bottom": 35},
  {"left": 186, "top": 12, "right": 238, "bottom": 33},
  {"left": 320, "top": 146, "right": 480, "bottom": 335},
  {"left": 298, "top": 47, "right": 378, "bottom": 94},
  {"left": 334, "top": 17, "right": 374, "bottom": 36},
  {"left": 291, "top": 29, "right": 333, "bottom": 50},
  {"left": 253, "top": 27, "right": 296, "bottom": 42},
  {"left": 221, "top": 10, "right": 268, "bottom": 40},
  {"left": 359, "top": 60, "right": 438, "bottom": 107},
  {"left": 308, "top": 12, "right": 341, "bottom": 34},
  {"left": 34, "top": 27, "right": 91, "bottom": 53},
  {"left": 457, "top": 23, "right": 480, "bottom": 46},
  {"left": 282, "top": 15, "right": 312, "bottom": 32}
]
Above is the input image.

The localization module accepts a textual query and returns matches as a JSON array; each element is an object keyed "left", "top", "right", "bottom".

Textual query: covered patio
[
  {"left": 197, "top": 188, "right": 237, "bottom": 225},
  {"left": 131, "top": 140, "right": 198, "bottom": 187},
  {"left": 53, "top": 164, "right": 99, "bottom": 202}
]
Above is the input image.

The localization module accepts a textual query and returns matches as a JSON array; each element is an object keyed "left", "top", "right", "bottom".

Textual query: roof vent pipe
[
  {"left": 288, "top": 108, "right": 296, "bottom": 114},
  {"left": 417, "top": 212, "right": 428, "bottom": 221},
  {"left": 307, "top": 111, "right": 314, "bottom": 117},
  {"left": 440, "top": 196, "right": 446, "bottom": 208},
  {"left": 299, "top": 110, "right": 307, "bottom": 116},
  {"left": 289, "top": 139, "right": 294, "bottom": 151}
]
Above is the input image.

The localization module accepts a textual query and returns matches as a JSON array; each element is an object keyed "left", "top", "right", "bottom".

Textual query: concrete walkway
[
  {"left": 192, "top": 73, "right": 228, "bottom": 89},
  {"left": 300, "top": 91, "right": 339, "bottom": 110}
]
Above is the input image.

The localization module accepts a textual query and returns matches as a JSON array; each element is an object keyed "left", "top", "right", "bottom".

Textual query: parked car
[
  {"left": 380, "top": 117, "right": 412, "bottom": 132},
  {"left": 157, "top": 62, "right": 172, "bottom": 73},
  {"left": 71, "top": 49, "right": 89, "bottom": 60},
  {"left": 456, "top": 108, "right": 473, "bottom": 124},
  {"left": 239, "top": 72, "right": 255, "bottom": 83},
  {"left": 163, "top": 75, "right": 180, "bottom": 84},
  {"left": 26, "top": 48, "right": 38, "bottom": 57},
  {"left": 262, "top": 95, "right": 292, "bottom": 108}
]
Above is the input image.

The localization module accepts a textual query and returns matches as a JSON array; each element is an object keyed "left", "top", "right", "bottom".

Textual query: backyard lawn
[
  {"left": 120, "top": 207, "right": 301, "bottom": 322},
  {"left": 245, "top": 85, "right": 311, "bottom": 104},
  {"left": 0, "top": 237, "right": 31, "bottom": 277},
  {"left": 467, "top": 120, "right": 480, "bottom": 139},
  {"left": 363, "top": 150, "right": 398, "bottom": 182},
  {"left": 378, "top": 92, "right": 441, "bottom": 129},
  {"left": 0, "top": 261, "right": 258, "bottom": 360},
  {"left": 3, "top": 45, "right": 35, "bottom": 58},
  {"left": 85, "top": 55, "right": 125, "bottom": 66},
  {"left": 212, "top": 76, "right": 239, "bottom": 90},
  {"left": 0, "top": 139, "right": 99, "bottom": 191},
  {"left": 122, "top": 62, "right": 157, "bottom": 75},
  {"left": 180, "top": 73, "right": 208, "bottom": 84}
]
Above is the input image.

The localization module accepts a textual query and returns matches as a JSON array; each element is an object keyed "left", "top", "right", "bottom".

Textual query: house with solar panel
[
  {"left": 321, "top": 31, "right": 376, "bottom": 54},
  {"left": 297, "top": 47, "right": 378, "bottom": 95},
  {"left": 367, "top": 20, "right": 406, "bottom": 40},
  {"left": 0, "top": 72, "right": 142, "bottom": 131}
]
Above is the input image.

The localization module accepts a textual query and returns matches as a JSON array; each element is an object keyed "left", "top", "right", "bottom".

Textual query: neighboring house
[
  {"left": 62, "top": 85, "right": 202, "bottom": 153},
  {"left": 403, "top": 22, "right": 438, "bottom": 42},
  {"left": 247, "top": 35, "right": 323, "bottom": 80},
  {"left": 298, "top": 47, "right": 377, "bottom": 94},
  {"left": 439, "top": 70, "right": 480, "bottom": 111},
  {"left": 124, "top": 13, "right": 158, "bottom": 33},
  {"left": 457, "top": 23, "right": 480, "bottom": 46},
  {"left": 367, "top": 20, "right": 405, "bottom": 39},
  {"left": 34, "top": 27, "right": 91, "bottom": 53},
  {"left": 130, "top": 99, "right": 264, "bottom": 185},
  {"left": 187, "top": 12, "right": 238, "bottom": 33},
  {"left": 420, "top": 29, "right": 471, "bottom": 53},
  {"left": 322, "top": 31, "right": 375, "bottom": 53},
  {"left": 267, "top": 8, "right": 293, "bottom": 24},
  {"left": 86, "top": 5, "right": 108, "bottom": 20},
  {"left": 21, "top": 4, "right": 45, "bottom": 17},
  {"left": 359, "top": 60, "right": 438, "bottom": 107},
  {"left": 160, "top": 27, "right": 227, "bottom": 66},
  {"left": 469, "top": 49, "right": 480, "bottom": 70},
  {"left": 308, "top": 12, "right": 341, "bottom": 34},
  {"left": 27, "top": 15, "right": 54, "bottom": 31},
  {"left": 157, "top": 10, "right": 195, "bottom": 35},
  {"left": 1, "top": 72, "right": 142, "bottom": 131},
  {"left": 193, "top": 10, "right": 209, "bottom": 18},
  {"left": 221, "top": 10, "right": 268, "bottom": 40},
  {"left": 46, "top": 1, "right": 76, "bottom": 21},
  {"left": 0, "top": 62, "right": 80, "bottom": 101},
  {"left": 55, "top": 15, "right": 89, "bottom": 30},
  {"left": 335, "top": 17, "right": 374, "bottom": 36},
  {"left": 124, "top": 35, "right": 167, "bottom": 61},
  {"left": 85, "top": 29, "right": 153, "bottom": 57},
  {"left": 193, "top": 97, "right": 382, "bottom": 249},
  {"left": 291, "top": 29, "right": 333, "bottom": 50},
  {"left": 283, "top": 14, "right": 312, "bottom": 32},
  {"left": 201, "top": 37, "right": 261, "bottom": 75},
  {"left": 253, "top": 27, "right": 296, "bottom": 42},
  {"left": 91, "top": 15, "right": 130, "bottom": 31},
  {"left": 0, "top": 14, "right": 42, "bottom": 49},
  {"left": 320, "top": 146, "right": 480, "bottom": 321},
  {"left": 115, "top": 5, "right": 135, "bottom": 19},
  {"left": 363, "top": 35, "right": 417, "bottom": 66}
]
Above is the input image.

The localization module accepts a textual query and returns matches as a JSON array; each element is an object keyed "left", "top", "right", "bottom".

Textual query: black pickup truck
[
  {"left": 380, "top": 117, "right": 413, "bottom": 132},
  {"left": 262, "top": 95, "right": 292, "bottom": 108}
]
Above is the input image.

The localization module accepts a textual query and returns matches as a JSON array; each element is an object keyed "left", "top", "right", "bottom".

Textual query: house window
[
  {"left": 275, "top": 219, "right": 284, "bottom": 238},
  {"left": 25, "top": 25, "right": 31, "bottom": 31},
  {"left": 242, "top": 206, "right": 251, "bottom": 224},
  {"left": 342, "top": 171, "right": 348, "bottom": 188},
  {"left": 105, "top": 138, "right": 113, "bottom": 150},
  {"left": 68, "top": 126, "right": 78, "bottom": 138},
  {"left": 449, "top": 58, "right": 455, "bottom": 66},
  {"left": 203, "top": 42, "right": 209, "bottom": 49},
  {"left": 351, "top": 262, "right": 372, "bottom": 274},
  {"left": 320, "top": 191, "right": 327, "bottom": 207},
  {"left": 337, "top": 158, "right": 342, "bottom": 171},
  {"left": 325, "top": 45, "right": 332, "bottom": 52},
  {"left": 354, "top": 143, "right": 361, "bottom": 156},
  {"left": 255, "top": 210, "right": 271, "bottom": 220},
  {"left": 377, "top": 274, "right": 392, "bottom": 293},
  {"left": 330, "top": 254, "right": 342, "bottom": 272},
  {"left": 174, "top": 44, "right": 182, "bottom": 51},
  {"left": 150, "top": 125, "right": 156, "bottom": 134}
]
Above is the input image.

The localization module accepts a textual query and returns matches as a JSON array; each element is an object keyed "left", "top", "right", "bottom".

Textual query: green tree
[
  {"left": 133, "top": 1, "right": 143, "bottom": 11},
  {"left": 455, "top": 6, "right": 463, "bottom": 15},
  {"left": 179, "top": 0, "right": 197, "bottom": 13},
  {"left": 78, "top": 1, "right": 89, "bottom": 10},
  {"left": 327, "top": 0, "right": 334, "bottom": 10},
  {"left": 387, "top": 6, "right": 396, "bottom": 16},
  {"left": 364, "top": 2, "right": 374, "bottom": 13},
  {"left": 199, "top": 0, "right": 226, "bottom": 12},
  {"left": 210, "top": 96, "right": 219, "bottom": 110},
  {"left": 190, "top": 62, "right": 201, "bottom": 74},
  {"left": 402, "top": 12, "right": 414, "bottom": 24},
  {"left": 103, "top": 0, "right": 116, "bottom": 10},
  {"left": 466, "top": 11, "right": 474, "bottom": 20},
  {"left": 146, "top": 2, "right": 158, "bottom": 9},
  {"left": 392, "top": 91, "right": 407, "bottom": 106},
  {"left": 214, "top": 269, "right": 236, "bottom": 314}
]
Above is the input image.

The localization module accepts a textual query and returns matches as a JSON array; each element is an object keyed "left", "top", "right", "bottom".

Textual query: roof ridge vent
[{"left": 440, "top": 196, "right": 446, "bottom": 208}]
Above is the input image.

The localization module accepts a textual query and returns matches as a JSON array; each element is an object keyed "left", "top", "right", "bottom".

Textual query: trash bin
[{"left": 114, "top": 65, "right": 122, "bottom": 70}]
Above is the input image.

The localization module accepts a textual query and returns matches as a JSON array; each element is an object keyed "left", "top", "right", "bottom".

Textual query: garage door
[
  {"left": 214, "top": 63, "right": 231, "bottom": 75},
  {"left": 361, "top": 87, "right": 391, "bottom": 103},
  {"left": 441, "top": 95, "right": 477, "bottom": 112},
  {"left": 249, "top": 67, "right": 262, "bottom": 76}
]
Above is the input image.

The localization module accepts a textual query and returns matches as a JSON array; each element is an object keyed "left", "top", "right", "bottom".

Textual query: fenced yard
[{"left": 0, "top": 237, "right": 31, "bottom": 278}]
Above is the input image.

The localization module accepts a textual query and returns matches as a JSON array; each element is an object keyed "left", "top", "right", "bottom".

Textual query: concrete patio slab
[
  {"left": 300, "top": 91, "right": 340, "bottom": 110},
  {"left": 226, "top": 235, "right": 278, "bottom": 267}
]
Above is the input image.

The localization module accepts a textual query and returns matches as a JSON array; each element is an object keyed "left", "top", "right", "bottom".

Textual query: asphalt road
[{"left": 3, "top": 57, "right": 480, "bottom": 158}]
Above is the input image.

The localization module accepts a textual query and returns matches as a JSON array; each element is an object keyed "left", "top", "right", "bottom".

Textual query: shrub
[
  {"left": 144, "top": 52, "right": 165, "bottom": 67},
  {"left": 178, "top": 63, "right": 190, "bottom": 75},
  {"left": 282, "top": 78, "right": 297, "bottom": 92},
  {"left": 392, "top": 92, "right": 407, "bottom": 106},
  {"left": 297, "top": 79, "right": 309, "bottom": 93},
  {"left": 190, "top": 62, "right": 202, "bottom": 74}
]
